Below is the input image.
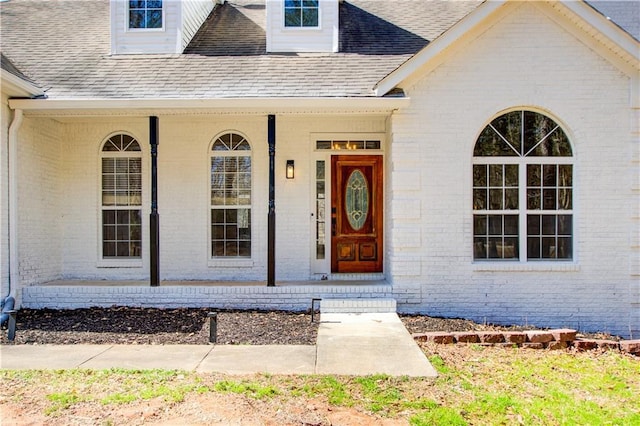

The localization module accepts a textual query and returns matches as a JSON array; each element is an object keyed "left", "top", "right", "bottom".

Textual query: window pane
[
  {"left": 527, "top": 189, "right": 541, "bottom": 210},
  {"left": 488, "top": 215, "right": 502, "bottom": 235},
  {"left": 285, "top": 8, "right": 301, "bottom": 26},
  {"left": 474, "top": 126, "right": 517, "bottom": 156},
  {"left": 473, "top": 189, "right": 487, "bottom": 210},
  {"left": 529, "top": 128, "right": 572, "bottom": 157},
  {"left": 129, "top": 11, "right": 144, "bottom": 28},
  {"left": 558, "top": 215, "right": 572, "bottom": 235},
  {"left": 527, "top": 215, "right": 540, "bottom": 235},
  {"left": 559, "top": 165, "right": 572, "bottom": 186},
  {"left": 474, "top": 215, "right": 487, "bottom": 235},
  {"left": 542, "top": 215, "right": 555, "bottom": 235},
  {"left": 488, "top": 164, "right": 503, "bottom": 187},
  {"left": 473, "top": 165, "right": 487, "bottom": 187},
  {"left": 146, "top": 10, "right": 162, "bottom": 28},
  {"left": 527, "top": 237, "right": 540, "bottom": 259},
  {"left": 523, "top": 110, "right": 557, "bottom": 155},
  {"left": 302, "top": 8, "right": 318, "bottom": 26},
  {"left": 504, "top": 164, "right": 518, "bottom": 187},
  {"left": 490, "top": 111, "right": 521, "bottom": 154},
  {"left": 527, "top": 164, "right": 541, "bottom": 186},
  {"left": 505, "top": 189, "right": 518, "bottom": 210},
  {"left": 543, "top": 165, "right": 556, "bottom": 186},
  {"left": 487, "top": 238, "right": 502, "bottom": 259},
  {"left": 543, "top": 188, "right": 556, "bottom": 210},
  {"left": 542, "top": 237, "right": 556, "bottom": 258},
  {"left": 557, "top": 237, "right": 572, "bottom": 259},
  {"left": 504, "top": 215, "right": 518, "bottom": 235},
  {"left": 473, "top": 237, "right": 487, "bottom": 259},
  {"left": 489, "top": 189, "right": 503, "bottom": 210}
]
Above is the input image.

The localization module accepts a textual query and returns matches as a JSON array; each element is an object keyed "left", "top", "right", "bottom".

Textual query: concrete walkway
[{"left": 0, "top": 312, "right": 437, "bottom": 377}]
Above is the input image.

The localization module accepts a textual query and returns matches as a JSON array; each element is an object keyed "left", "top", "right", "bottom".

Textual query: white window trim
[
  {"left": 208, "top": 132, "right": 254, "bottom": 262},
  {"left": 97, "top": 134, "right": 144, "bottom": 268},
  {"left": 126, "top": 0, "right": 165, "bottom": 32},
  {"left": 471, "top": 110, "right": 577, "bottom": 265},
  {"left": 283, "top": 1, "right": 321, "bottom": 29}
]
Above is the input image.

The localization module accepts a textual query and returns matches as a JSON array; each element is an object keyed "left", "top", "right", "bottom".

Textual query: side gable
[{"left": 375, "top": 0, "right": 640, "bottom": 97}]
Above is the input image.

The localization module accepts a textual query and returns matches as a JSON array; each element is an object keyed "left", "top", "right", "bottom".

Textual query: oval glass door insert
[{"left": 345, "top": 169, "right": 369, "bottom": 230}]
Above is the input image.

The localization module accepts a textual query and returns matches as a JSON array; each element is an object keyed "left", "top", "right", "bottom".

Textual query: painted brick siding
[
  {"left": 21, "top": 283, "right": 393, "bottom": 311},
  {"left": 17, "top": 116, "right": 63, "bottom": 293},
  {"left": 389, "top": 3, "right": 637, "bottom": 337},
  {"left": 55, "top": 114, "right": 386, "bottom": 283}
]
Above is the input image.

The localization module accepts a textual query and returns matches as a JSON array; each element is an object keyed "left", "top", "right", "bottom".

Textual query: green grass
[{"left": 1, "top": 347, "right": 638, "bottom": 424}]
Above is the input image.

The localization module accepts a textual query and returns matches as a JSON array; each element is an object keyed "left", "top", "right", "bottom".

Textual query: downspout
[{"left": 0, "top": 108, "right": 22, "bottom": 323}]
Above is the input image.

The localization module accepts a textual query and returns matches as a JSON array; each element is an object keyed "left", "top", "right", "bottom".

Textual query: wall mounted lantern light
[{"left": 286, "top": 160, "right": 295, "bottom": 179}]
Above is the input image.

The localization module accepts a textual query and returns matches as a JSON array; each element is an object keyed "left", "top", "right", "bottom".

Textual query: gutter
[
  {"left": 8, "top": 96, "right": 410, "bottom": 114},
  {"left": 7, "top": 109, "right": 22, "bottom": 300},
  {"left": 0, "top": 69, "right": 45, "bottom": 99}
]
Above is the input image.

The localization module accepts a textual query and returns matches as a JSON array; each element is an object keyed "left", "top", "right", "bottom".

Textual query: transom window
[
  {"left": 473, "top": 110, "right": 573, "bottom": 261},
  {"left": 129, "top": 0, "right": 163, "bottom": 29},
  {"left": 284, "top": 0, "right": 319, "bottom": 27},
  {"left": 316, "top": 140, "right": 381, "bottom": 150},
  {"left": 101, "top": 134, "right": 142, "bottom": 259},
  {"left": 211, "top": 133, "right": 252, "bottom": 258}
]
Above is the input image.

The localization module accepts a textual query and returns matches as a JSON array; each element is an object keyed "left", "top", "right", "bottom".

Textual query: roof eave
[
  {"left": 7, "top": 96, "right": 411, "bottom": 115},
  {"left": 1, "top": 69, "right": 45, "bottom": 98}
]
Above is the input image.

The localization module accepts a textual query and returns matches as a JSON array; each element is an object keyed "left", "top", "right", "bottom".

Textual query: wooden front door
[{"left": 331, "top": 155, "right": 383, "bottom": 273}]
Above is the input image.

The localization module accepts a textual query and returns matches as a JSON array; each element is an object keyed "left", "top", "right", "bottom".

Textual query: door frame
[{"left": 309, "top": 134, "right": 385, "bottom": 277}]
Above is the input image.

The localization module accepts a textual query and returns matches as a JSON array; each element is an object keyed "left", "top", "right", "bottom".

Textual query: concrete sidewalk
[{"left": 0, "top": 313, "right": 437, "bottom": 377}]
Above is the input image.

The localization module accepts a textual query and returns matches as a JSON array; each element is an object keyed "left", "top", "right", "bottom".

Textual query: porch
[{"left": 21, "top": 279, "right": 395, "bottom": 311}]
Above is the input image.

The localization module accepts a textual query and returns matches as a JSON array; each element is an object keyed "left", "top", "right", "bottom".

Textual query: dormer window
[
  {"left": 129, "top": 0, "right": 163, "bottom": 29},
  {"left": 284, "top": 0, "right": 319, "bottom": 27}
]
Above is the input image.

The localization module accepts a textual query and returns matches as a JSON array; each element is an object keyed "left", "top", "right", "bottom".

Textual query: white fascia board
[
  {"left": 374, "top": 1, "right": 506, "bottom": 96},
  {"left": 1, "top": 70, "right": 45, "bottom": 98},
  {"left": 8, "top": 97, "right": 410, "bottom": 114},
  {"left": 561, "top": 1, "right": 640, "bottom": 63}
]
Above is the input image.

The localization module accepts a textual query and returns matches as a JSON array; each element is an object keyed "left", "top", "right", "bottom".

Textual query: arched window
[
  {"left": 100, "top": 134, "right": 142, "bottom": 258},
  {"left": 473, "top": 110, "right": 573, "bottom": 261},
  {"left": 210, "top": 132, "right": 252, "bottom": 258}
]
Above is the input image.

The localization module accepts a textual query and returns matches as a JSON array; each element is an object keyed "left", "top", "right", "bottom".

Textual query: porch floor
[{"left": 39, "top": 279, "right": 389, "bottom": 287}]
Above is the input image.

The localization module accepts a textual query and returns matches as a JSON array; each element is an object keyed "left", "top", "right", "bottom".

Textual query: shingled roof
[
  {"left": 0, "top": 0, "right": 637, "bottom": 100},
  {"left": 0, "top": 0, "right": 481, "bottom": 99}
]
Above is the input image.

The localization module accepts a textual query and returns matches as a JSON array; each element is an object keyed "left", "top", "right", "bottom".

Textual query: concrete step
[{"left": 319, "top": 298, "right": 396, "bottom": 314}]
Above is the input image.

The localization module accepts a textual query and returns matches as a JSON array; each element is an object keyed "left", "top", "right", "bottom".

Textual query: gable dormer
[
  {"left": 111, "top": 0, "right": 216, "bottom": 55},
  {"left": 266, "top": 0, "right": 339, "bottom": 53}
]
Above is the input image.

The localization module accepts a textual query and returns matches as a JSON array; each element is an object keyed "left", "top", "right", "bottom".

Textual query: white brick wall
[
  {"left": 22, "top": 283, "right": 393, "bottom": 311},
  {"left": 17, "top": 116, "right": 63, "bottom": 293},
  {"left": 388, "top": 2, "right": 638, "bottom": 337}
]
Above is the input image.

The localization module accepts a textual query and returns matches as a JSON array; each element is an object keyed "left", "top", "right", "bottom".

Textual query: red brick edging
[{"left": 412, "top": 329, "right": 640, "bottom": 355}]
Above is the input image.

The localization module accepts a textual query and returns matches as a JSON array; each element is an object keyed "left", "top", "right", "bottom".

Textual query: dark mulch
[
  {"left": 0, "top": 307, "right": 318, "bottom": 345},
  {"left": 0, "top": 307, "right": 620, "bottom": 345}
]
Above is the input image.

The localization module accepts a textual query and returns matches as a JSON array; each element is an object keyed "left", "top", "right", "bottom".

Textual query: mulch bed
[{"left": 0, "top": 307, "right": 620, "bottom": 345}]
